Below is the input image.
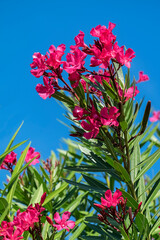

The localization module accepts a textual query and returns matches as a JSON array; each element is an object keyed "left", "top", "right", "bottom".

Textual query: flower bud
[
  {"left": 46, "top": 216, "right": 53, "bottom": 225},
  {"left": 40, "top": 192, "right": 47, "bottom": 205}
]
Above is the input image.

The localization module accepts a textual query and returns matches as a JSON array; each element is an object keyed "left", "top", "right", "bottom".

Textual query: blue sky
[{"left": 0, "top": 0, "right": 160, "bottom": 180}]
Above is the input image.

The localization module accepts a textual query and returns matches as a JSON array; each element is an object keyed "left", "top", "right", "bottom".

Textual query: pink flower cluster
[
  {"left": 30, "top": 22, "right": 138, "bottom": 99},
  {"left": 94, "top": 189, "right": 123, "bottom": 209},
  {"left": 46, "top": 211, "right": 75, "bottom": 232},
  {"left": 0, "top": 152, "right": 17, "bottom": 172},
  {"left": 0, "top": 193, "right": 46, "bottom": 240},
  {"left": 73, "top": 102, "right": 120, "bottom": 139},
  {"left": 94, "top": 189, "right": 142, "bottom": 233}
]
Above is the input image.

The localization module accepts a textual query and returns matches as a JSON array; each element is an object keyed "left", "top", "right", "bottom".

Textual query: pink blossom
[
  {"left": 150, "top": 111, "right": 160, "bottom": 122},
  {"left": 24, "top": 147, "right": 40, "bottom": 165},
  {"left": 100, "top": 107, "right": 120, "bottom": 127},
  {"left": 94, "top": 189, "right": 124, "bottom": 209},
  {"left": 90, "top": 22, "right": 116, "bottom": 44},
  {"left": 124, "top": 86, "right": 139, "bottom": 101},
  {"left": 116, "top": 47, "right": 135, "bottom": 68},
  {"left": 68, "top": 71, "right": 81, "bottom": 88},
  {"left": 36, "top": 76, "right": 55, "bottom": 99},
  {"left": 70, "top": 31, "right": 87, "bottom": 51},
  {"left": 46, "top": 44, "right": 66, "bottom": 69},
  {"left": 73, "top": 106, "right": 88, "bottom": 120},
  {"left": 81, "top": 117, "right": 101, "bottom": 139},
  {"left": 136, "top": 71, "right": 149, "bottom": 83},
  {"left": 0, "top": 221, "right": 23, "bottom": 240},
  {"left": 63, "top": 48, "right": 87, "bottom": 74},
  {"left": 52, "top": 211, "right": 75, "bottom": 232},
  {"left": 0, "top": 152, "right": 17, "bottom": 171},
  {"left": 30, "top": 52, "right": 48, "bottom": 78}
]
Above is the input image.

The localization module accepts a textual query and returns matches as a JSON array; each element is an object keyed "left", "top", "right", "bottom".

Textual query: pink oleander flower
[
  {"left": 70, "top": 31, "right": 87, "bottom": 51},
  {"left": 124, "top": 86, "right": 139, "bottom": 101},
  {"left": 24, "top": 147, "right": 40, "bottom": 165},
  {"left": 94, "top": 189, "right": 124, "bottom": 209},
  {"left": 0, "top": 221, "right": 23, "bottom": 240},
  {"left": 100, "top": 106, "right": 120, "bottom": 127},
  {"left": 36, "top": 76, "right": 55, "bottom": 99},
  {"left": 63, "top": 48, "right": 87, "bottom": 74},
  {"left": 47, "top": 211, "right": 75, "bottom": 232},
  {"left": 81, "top": 117, "right": 101, "bottom": 139},
  {"left": 90, "top": 22, "right": 116, "bottom": 44},
  {"left": 0, "top": 152, "right": 17, "bottom": 171},
  {"left": 136, "top": 71, "right": 149, "bottom": 83},
  {"left": 30, "top": 52, "right": 48, "bottom": 78},
  {"left": 46, "top": 44, "right": 66, "bottom": 69},
  {"left": 150, "top": 111, "right": 160, "bottom": 122},
  {"left": 116, "top": 47, "right": 135, "bottom": 68},
  {"left": 73, "top": 106, "right": 88, "bottom": 120},
  {"left": 68, "top": 71, "right": 81, "bottom": 88}
]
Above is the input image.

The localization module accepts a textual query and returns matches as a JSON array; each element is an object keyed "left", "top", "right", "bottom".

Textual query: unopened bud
[
  {"left": 128, "top": 207, "right": 133, "bottom": 222},
  {"left": 40, "top": 192, "right": 47, "bottom": 205},
  {"left": 46, "top": 216, "right": 53, "bottom": 225}
]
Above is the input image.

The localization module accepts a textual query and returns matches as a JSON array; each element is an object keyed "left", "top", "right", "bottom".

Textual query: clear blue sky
[{"left": 0, "top": 0, "right": 160, "bottom": 179}]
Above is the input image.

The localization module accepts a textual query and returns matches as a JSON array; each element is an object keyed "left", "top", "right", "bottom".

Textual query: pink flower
[
  {"left": 150, "top": 111, "right": 160, "bottom": 122},
  {"left": 73, "top": 106, "right": 88, "bottom": 120},
  {"left": 94, "top": 189, "right": 124, "bottom": 209},
  {"left": 30, "top": 52, "right": 48, "bottom": 78},
  {"left": 124, "top": 86, "right": 139, "bottom": 101},
  {"left": 36, "top": 76, "right": 55, "bottom": 99},
  {"left": 53, "top": 211, "right": 75, "bottom": 232},
  {"left": 68, "top": 71, "right": 81, "bottom": 88},
  {"left": 116, "top": 47, "right": 135, "bottom": 68},
  {"left": 0, "top": 221, "right": 23, "bottom": 240},
  {"left": 136, "top": 71, "right": 149, "bottom": 83},
  {"left": 0, "top": 152, "right": 17, "bottom": 171},
  {"left": 81, "top": 117, "right": 101, "bottom": 139},
  {"left": 46, "top": 44, "right": 66, "bottom": 69},
  {"left": 100, "top": 107, "right": 120, "bottom": 127},
  {"left": 70, "top": 31, "right": 87, "bottom": 51},
  {"left": 63, "top": 48, "right": 87, "bottom": 74},
  {"left": 24, "top": 147, "right": 40, "bottom": 165}
]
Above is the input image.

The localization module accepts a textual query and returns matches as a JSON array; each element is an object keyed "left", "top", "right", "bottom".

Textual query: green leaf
[
  {"left": 150, "top": 216, "right": 160, "bottom": 235},
  {"left": 135, "top": 212, "right": 150, "bottom": 238},
  {"left": 113, "top": 62, "right": 124, "bottom": 87},
  {"left": 100, "top": 129, "right": 118, "bottom": 161},
  {"left": 143, "top": 178, "right": 160, "bottom": 211},
  {"left": 81, "top": 75, "right": 104, "bottom": 92},
  {"left": 6, "top": 142, "right": 31, "bottom": 210},
  {"left": 52, "top": 91, "right": 75, "bottom": 106},
  {"left": 30, "top": 184, "right": 44, "bottom": 204},
  {"left": 43, "top": 171, "right": 75, "bottom": 206},
  {"left": 65, "top": 165, "right": 116, "bottom": 173},
  {"left": 144, "top": 171, "right": 160, "bottom": 193},
  {"left": 2, "top": 155, "right": 40, "bottom": 196},
  {"left": 139, "top": 101, "right": 151, "bottom": 134},
  {"left": 114, "top": 162, "right": 132, "bottom": 187},
  {"left": 120, "top": 189, "right": 138, "bottom": 210},
  {"left": 102, "top": 80, "right": 117, "bottom": 100},
  {"left": 130, "top": 137, "right": 140, "bottom": 182},
  {"left": 62, "top": 192, "right": 88, "bottom": 213},
  {"left": 0, "top": 198, "right": 8, "bottom": 214},
  {"left": 5, "top": 122, "right": 24, "bottom": 151},
  {"left": 134, "top": 148, "right": 160, "bottom": 182},
  {"left": 63, "top": 179, "right": 105, "bottom": 194},
  {"left": 119, "top": 226, "right": 130, "bottom": 240}
]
